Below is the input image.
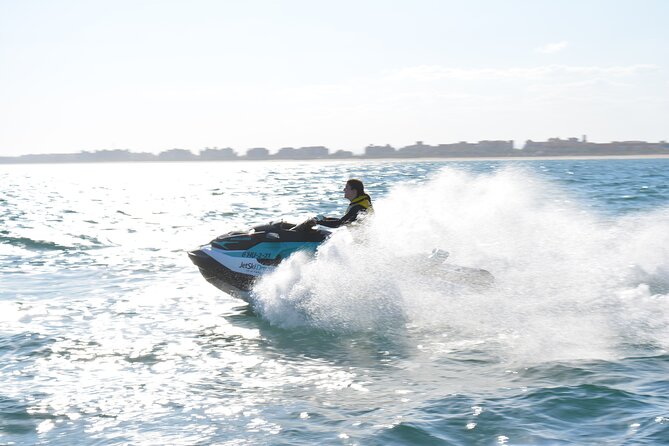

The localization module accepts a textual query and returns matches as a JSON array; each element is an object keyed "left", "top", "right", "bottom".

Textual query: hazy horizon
[
  {"left": 2, "top": 0, "right": 668, "bottom": 157},
  {"left": 3, "top": 136, "right": 669, "bottom": 159}
]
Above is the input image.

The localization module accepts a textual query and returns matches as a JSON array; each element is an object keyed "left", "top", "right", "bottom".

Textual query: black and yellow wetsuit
[{"left": 318, "top": 194, "right": 373, "bottom": 228}]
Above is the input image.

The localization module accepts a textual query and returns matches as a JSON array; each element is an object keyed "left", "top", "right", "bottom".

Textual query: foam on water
[{"left": 252, "top": 166, "right": 669, "bottom": 362}]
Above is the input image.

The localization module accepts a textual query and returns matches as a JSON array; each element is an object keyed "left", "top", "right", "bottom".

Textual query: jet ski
[
  {"left": 188, "top": 220, "right": 328, "bottom": 301},
  {"left": 188, "top": 220, "right": 494, "bottom": 301}
]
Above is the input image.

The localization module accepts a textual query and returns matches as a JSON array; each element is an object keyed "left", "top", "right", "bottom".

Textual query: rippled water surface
[{"left": 1, "top": 159, "right": 669, "bottom": 445}]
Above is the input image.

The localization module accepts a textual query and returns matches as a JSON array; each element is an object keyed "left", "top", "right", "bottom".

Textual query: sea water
[{"left": 1, "top": 159, "right": 668, "bottom": 445}]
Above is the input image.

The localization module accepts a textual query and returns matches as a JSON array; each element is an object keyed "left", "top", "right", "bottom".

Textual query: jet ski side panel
[
  {"left": 203, "top": 242, "right": 322, "bottom": 278},
  {"left": 188, "top": 238, "right": 323, "bottom": 297},
  {"left": 189, "top": 220, "right": 333, "bottom": 298}
]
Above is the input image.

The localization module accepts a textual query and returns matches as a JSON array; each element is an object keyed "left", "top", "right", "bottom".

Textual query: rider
[{"left": 313, "top": 179, "right": 373, "bottom": 228}]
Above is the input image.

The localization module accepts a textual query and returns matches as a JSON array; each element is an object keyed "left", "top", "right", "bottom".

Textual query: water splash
[{"left": 251, "top": 166, "right": 669, "bottom": 361}]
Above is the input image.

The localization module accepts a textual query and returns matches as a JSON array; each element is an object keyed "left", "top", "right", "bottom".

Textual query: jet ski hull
[{"left": 188, "top": 248, "right": 256, "bottom": 298}]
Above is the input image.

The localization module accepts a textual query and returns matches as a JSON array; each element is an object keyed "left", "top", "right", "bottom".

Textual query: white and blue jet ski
[
  {"left": 188, "top": 220, "right": 329, "bottom": 300},
  {"left": 188, "top": 219, "right": 494, "bottom": 301}
]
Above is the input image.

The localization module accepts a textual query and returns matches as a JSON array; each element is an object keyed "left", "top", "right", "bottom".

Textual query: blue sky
[{"left": 1, "top": 0, "right": 667, "bottom": 155}]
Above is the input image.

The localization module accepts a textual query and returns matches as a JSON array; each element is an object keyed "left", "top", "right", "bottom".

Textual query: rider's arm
[{"left": 316, "top": 205, "right": 364, "bottom": 228}]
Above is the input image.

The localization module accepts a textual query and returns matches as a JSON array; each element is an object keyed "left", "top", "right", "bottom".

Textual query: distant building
[
  {"left": 433, "top": 142, "right": 472, "bottom": 156},
  {"left": 200, "top": 147, "right": 237, "bottom": 160},
  {"left": 522, "top": 137, "right": 669, "bottom": 156},
  {"left": 128, "top": 151, "right": 158, "bottom": 161},
  {"left": 431, "top": 141, "right": 514, "bottom": 157},
  {"left": 295, "top": 146, "right": 329, "bottom": 159},
  {"left": 274, "top": 146, "right": 329, "bottom": 159},
  {"left": 330, "top": 149, "right": 354, "bottom": 158},
  {"left": 603, "top": 141, "right": 669, "bottom": 154},
  {"left": 274, "top": 147, "right": 297, "bottom": 159},
  {"left": 475, "top": 140, "right": 515, "bottom": 152},
  {"left": 468, "top": 140, "right": 515, "bottom": 156},
  {"left": 245, "top": 147, "right": 270, "bottom": 159},
  {"left": 158, "top": 149, "right": 197, "bottom": 161},
  {"left": 398, "top": 141, "right": 438, "bottom": 157},
  {"left": 522, "top": 138, "right": 590, "bottom": 155},
  {"left": 364, "top": 144, "right": 396, "bottom": 158}
]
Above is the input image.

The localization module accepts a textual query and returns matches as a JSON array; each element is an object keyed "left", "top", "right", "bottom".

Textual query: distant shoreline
[
  {"left": 1, "top": 154, "right": 669, "bottom": 166},
  {"left": 389, "top": 154, "right": 669, "bottom": 162},
  {"left": 2, "top": 137, "right": 669, "bottom": 165}
]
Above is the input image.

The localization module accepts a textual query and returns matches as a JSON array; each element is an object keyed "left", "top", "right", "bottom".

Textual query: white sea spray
[{"left": 252, "top": 166, "right": 669, "bottom": 362}]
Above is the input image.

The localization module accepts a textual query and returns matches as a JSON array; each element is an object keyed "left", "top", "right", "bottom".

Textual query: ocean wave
[
  {"left": 0, "top": 234, "right": 106, "bottom": 251},
  {"left": 0, "top": 235, "right": 73, "bottom": 251}
]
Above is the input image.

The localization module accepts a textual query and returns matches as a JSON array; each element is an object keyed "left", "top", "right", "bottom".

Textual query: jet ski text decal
[
  {"left": 241, "top": 251, "right": 273, "bottom": 259},
  {"left": 239, "top": 262, "right": 269, "bottom": 271}
]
